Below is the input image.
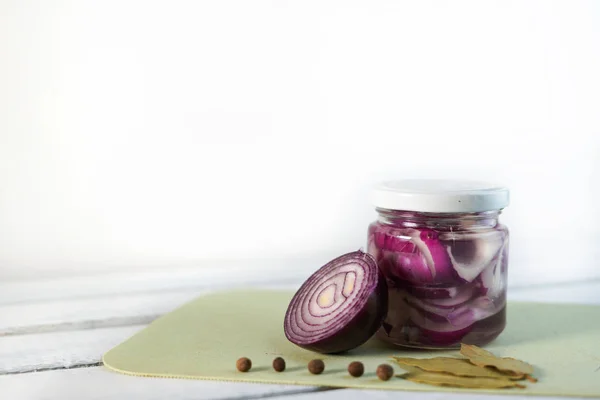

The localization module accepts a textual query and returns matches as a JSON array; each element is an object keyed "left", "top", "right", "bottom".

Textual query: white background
[{"left": 1, "top": 0, "right": 599, "bottom": 285}]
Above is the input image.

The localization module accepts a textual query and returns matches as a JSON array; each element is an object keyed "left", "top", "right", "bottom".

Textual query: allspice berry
[
  {"left": 348, "top": 361, "right": 364, "bottom": 377},
  {"left": 308, "top": 359, "right": 325, "bottom": 375},
  {"left": 273, "top": 357, "right": 286, "bottom": 372},
  {"left": 376, "top": 364, "right": 394, "bottom": 381},
  {"left": 236, "top": 357, "right": 252, "bottom": 372}
]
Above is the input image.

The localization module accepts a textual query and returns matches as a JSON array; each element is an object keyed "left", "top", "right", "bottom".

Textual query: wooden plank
[
  {"left": 0, "top": 258, "right": 319, "bottom": 305},
  {"left": 0, "top": 325, "right": 144, "bottom": 374},
  {"left": 0, "top": 371, "right": 572, "bottom": 400},
  {"left": 0, "top": 290, "right": 204, "bottom": 336},
  {"left": 0, "top": 283, "right": 597, "bottom": 399},
  {"left": 0, "top": 366, "right": 325, "bottom": 400},
  {"left": 3, "top": 283, "right": 598, "bottom": 375},
  {"left": 0, "top": 284, "right": 298, "bottom": 336},
  {"left": 2, "top": 280, "right": 599, "bottom": 336},
  {"left": 2, "top": 259, "right": 598, "bottom": 309},
  {"left": 274, "top": 388, "right": 566, "bottom": 400},
  {"left": 5, "top": 256, "right": 592, "bottom": 308},
  {"left": 1, "top": 278, "right": 598, "bottom": 376}
]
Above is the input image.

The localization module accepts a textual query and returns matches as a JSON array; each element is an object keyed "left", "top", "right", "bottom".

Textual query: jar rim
[{"left": 371, "top": 179, "right": 509, "bottom": 213}]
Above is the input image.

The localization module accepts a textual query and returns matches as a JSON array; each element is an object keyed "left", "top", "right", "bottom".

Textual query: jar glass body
[{"left": 367, "top": 209, "right": 509, "bottom": 349}]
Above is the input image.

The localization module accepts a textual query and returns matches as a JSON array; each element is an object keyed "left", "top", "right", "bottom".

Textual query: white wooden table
[{"left": 1, "top": 262, "right": 598, "bottom": 400}]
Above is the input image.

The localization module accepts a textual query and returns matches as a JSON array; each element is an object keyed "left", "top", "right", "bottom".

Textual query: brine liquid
[{"left": 368, "top": 217, "right": 509, "bottom": 349}]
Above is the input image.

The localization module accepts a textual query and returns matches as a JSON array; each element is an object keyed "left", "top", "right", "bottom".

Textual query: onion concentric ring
[{"left": 284, "top": 250, "right": 387, "bottom": 354}]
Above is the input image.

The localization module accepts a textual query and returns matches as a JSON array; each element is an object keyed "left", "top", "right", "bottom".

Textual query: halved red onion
[{"left": 284, "top": 250, "right": 387, "bottom": 354}]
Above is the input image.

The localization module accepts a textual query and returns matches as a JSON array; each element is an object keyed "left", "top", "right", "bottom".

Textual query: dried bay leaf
[
  {"left": 460, "top": 344, "right": 535, "bottom": 376},
  {"left": 391, "top": 356, "right": 523, "bottom": 380},
  {"left": 460, "top": 343, "right": 501, "bottom": 359},
  {"left": 398, "top": 371, "right": 527, "bottom": 389}
]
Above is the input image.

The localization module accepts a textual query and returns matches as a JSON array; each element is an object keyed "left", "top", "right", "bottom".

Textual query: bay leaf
[
  {"left": 391, "top": 356, "right": 523, "bottom": 380},
  {"left": 398, "top": 371, "right": 527, "bottom": 389},
  {"left": 460, "top": 344, "right": 534, "bottom": 376}
]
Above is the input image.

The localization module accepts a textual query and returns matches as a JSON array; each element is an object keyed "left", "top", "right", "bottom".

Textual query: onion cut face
[{"left": 284, "top": 250, "right": 388, "bottom": 354}]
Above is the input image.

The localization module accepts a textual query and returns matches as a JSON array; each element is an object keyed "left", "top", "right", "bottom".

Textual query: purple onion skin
[
  {"left": 368, "top": 221, "right": 509, "bottom": 349},
  {"left": 284, "top": 251, "right": 388, "bottom": 354}
]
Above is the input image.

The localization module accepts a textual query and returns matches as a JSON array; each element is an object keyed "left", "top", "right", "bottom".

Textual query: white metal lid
[{"left": 371, "top": 179, "right": 509, "bottom": 213}]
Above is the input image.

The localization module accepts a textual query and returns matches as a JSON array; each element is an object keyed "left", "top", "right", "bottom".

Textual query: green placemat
[{"left": 103, "top": 290, "right": 600, "bottom": 397}]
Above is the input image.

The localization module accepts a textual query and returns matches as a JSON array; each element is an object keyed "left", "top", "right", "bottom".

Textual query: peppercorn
[
  {"left": 236, "top": 357, "right": 252, "bottom": 372},
  {"left": 376, "top": 364, "right": 394, "bottom": 381},
  {"left": 272, "top": 357, "right": 286, "bottom": 372},
  {"left": 308, "top": 359, "right": 325, "bottom": 375},
  {"left": 348, "top": 361, "right": 364, "bottom": 377}
]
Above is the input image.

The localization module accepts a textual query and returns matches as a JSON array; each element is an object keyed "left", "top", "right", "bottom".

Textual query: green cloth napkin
[{"left": 104, "top": 289, "right": 600, "bottom": 397}]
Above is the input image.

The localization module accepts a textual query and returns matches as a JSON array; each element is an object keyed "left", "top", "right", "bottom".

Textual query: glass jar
[{"left": 367, "top": 180, "right": 510, "bottom": 349}]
